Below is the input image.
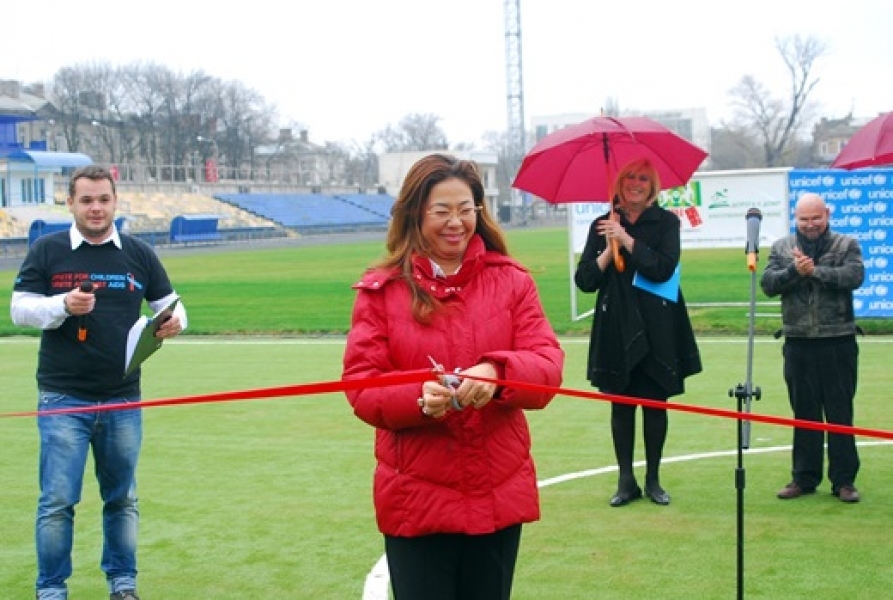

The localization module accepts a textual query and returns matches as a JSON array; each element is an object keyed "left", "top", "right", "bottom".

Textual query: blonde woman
[{"left": 575, "top": 158, "right": 701, "bottom": 507}]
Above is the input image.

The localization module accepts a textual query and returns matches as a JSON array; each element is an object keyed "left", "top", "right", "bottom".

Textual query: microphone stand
[{"left": 727, "top": 225, "right": 762, "bottom": 600}]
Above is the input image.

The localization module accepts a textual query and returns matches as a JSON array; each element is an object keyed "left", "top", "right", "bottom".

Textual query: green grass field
[
  {"left": 1, "top": 337, "right": 892, "bottom": 598},
  {"left": 2, "top": 227, "right": 891, "bottom": 337},
  {"left": 1, "top": 228, "right": 891, "bottom": 598}
]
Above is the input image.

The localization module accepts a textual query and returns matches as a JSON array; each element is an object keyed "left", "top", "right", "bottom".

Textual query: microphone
[
  {"left": 745, "top": 208, "right": 762, "bottom": 272},
  {"left": 77, "top": 281, "right": 94, "bottom": 342}
]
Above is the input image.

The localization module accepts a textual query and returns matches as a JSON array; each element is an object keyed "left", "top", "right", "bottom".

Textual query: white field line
[
  {"left": 2, "top": 335, "right": 889, "bottom": 597},
  {"left": 363, "top": 440, "right": 893, "bottom": 599}
]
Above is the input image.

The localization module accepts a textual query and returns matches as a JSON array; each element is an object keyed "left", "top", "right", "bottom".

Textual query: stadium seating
[
  {"left": 334, "top": 193, "right": 394, "bottom": 219},
  {"left": 215, "top": 193, "right": 393, "bottom": 232},
  {"left": 28, "top": 218, "right": 126, "bottom": 246},
  {"left": 3, "top": 192, "right": 394, "bottom": 248}
]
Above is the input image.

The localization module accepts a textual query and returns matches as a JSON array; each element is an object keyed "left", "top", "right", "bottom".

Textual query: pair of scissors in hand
[{"left": 428, "top": 355, "right": 464, "bottom": 411}]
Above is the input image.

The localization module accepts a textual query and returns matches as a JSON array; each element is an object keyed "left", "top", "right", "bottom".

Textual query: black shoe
[
  {"left": 645, "top": 483, "right": 671, "bottom": 505},
  {"left": 609, "top": 485, "right": 643, "bottom": 507}
]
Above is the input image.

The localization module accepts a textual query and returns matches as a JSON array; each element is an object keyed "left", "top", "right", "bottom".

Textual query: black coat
[{"left": 575, "top": 204, "right": 702, "bottom": 396}]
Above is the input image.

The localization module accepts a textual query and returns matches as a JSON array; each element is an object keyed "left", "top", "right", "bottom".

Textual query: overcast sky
[{"left": 3, "top": 0, "right": 891, "bottom": 145}]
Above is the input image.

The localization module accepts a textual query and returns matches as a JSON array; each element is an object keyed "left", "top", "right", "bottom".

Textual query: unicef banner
[
  {"left": 570, "top": 169, "right": 790, "bottom": 253},
  {"left": 788, "top": 168, "right": 893, "bottom": 318},
  {"left": 570, "top": 203, "right": 610, "bottom": 253},
  {"left": 667, "top": 169, "right": 789, "bottom": 249}
]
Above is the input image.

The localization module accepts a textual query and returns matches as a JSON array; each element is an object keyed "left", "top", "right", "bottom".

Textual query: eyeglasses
[
  {"left": 425, "top": 206, "right": 481, "bottom": 223},
  {"left": 624, "top": 173, "right": 650, "bottom": 183}
]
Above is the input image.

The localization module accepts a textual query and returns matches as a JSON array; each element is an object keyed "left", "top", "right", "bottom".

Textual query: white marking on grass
[
  {"left": 4, "top": 334, "right": 890, "bottom": 597},
  {"left": 362, "top": 440, "right": 893, "bottom": 599},
  {"left": 362, "top": 555, "right": 390, "bottom": 600}
]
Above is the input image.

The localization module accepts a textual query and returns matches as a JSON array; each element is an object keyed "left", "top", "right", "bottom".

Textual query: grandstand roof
[
  {"left": 3, "top": 149, "right": 93, "bottom": 168},
  {"left": 0, "top": 114, "right": 38, "bottom": 124}
]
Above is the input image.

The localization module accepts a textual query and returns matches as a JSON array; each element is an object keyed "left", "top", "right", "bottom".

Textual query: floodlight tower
[{"left": 504, "top": 0, "right": 526, "bottom": 220}]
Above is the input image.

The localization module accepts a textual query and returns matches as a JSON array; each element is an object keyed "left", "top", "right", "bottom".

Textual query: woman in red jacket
[{"left": 343, "top": 153, "right": 564, "bottom": 600}]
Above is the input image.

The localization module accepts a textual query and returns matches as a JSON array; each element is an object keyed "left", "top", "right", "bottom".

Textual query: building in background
[
  {"left": 811, "top": 114, "right": 875, "bottom": 167},
  {"left": 1, "top": 80, "right": 93, "bottom": 207},
  {"left": 378, "top": 150, "right": 501, "bottom": 219},
  {"left": 254, "top": 129, "right": 347, "bottom": 188}
]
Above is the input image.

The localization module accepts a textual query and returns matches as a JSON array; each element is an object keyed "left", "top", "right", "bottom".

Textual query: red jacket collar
[{"left": 353, "top": 235, "right": 495, "bottom": 298}]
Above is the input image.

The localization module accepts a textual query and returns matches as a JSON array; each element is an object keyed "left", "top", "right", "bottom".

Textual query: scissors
[{"left": 428, "top": 355, "right": 464, "bottom": 411}]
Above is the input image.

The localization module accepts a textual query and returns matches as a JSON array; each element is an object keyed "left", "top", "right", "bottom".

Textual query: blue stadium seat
[
  {"left": 214, "top": 193, "right": 393, "bottom": 231},
  {"left": 170, "top": 215, "right": 223, "bottom": 243},
  {"left": 28, "top": 218, "right": 126, "bottom": 246}
]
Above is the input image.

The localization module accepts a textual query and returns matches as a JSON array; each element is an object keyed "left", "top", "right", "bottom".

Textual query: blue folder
[{"left": 632, "top": 265, "right": 680, "bottom": 303}]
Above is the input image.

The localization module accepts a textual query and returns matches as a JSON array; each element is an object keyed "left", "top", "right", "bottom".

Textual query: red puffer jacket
[{"left": 343, "top": 236, "right": 564, "bottom": 537}]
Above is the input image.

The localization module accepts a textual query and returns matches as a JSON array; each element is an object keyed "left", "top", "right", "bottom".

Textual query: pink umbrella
[
  {"left": 512, "top": 115, "right": 708, "bottom": 270},
  {"left": 831, "top": 111, "right": 893, "bottom": 170}
]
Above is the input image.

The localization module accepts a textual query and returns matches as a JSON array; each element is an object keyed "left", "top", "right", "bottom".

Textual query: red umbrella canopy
[
  {"left": 512, "top": 116, "right": 708, "bottom": 203},
  {"left": 831, "top": 111, "right": 893, "bottom": 170}
]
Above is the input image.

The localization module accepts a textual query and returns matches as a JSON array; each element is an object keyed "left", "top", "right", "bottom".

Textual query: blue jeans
[{"left": 35, "top": 391, "right": 142, "bottom": 599}]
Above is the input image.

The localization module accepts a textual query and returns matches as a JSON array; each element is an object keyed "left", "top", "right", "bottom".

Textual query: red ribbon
[
  {"left": 471, "top": 375, "right": 893, "bottom": 441},
  {"left": 3, "top": 369, "right": 892, "bottom": 441},
  {"left": 0, "top": 369, "right": 434, "bottom": 419}
]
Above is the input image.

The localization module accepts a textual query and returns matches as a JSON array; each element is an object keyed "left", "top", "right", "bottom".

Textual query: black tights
[
  {"left": 610, "top": 369, "right": 668, "bottom": 488},
  {"left": 612, "top": 403, "right": 668, "bottom": 486}
]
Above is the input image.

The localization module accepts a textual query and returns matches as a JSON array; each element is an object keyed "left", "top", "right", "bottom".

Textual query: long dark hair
[{"left": 377, "top": 153, "right": 508, "bottom": 322}]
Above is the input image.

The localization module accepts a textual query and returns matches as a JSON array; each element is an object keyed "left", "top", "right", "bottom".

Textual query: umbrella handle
[
  {"left": 612, "top": 240, "right": 625, "bottom": 272},
  {"left": 609, "top": 205, "right": 626, "bottom": 273},
  {"left": 604, "top": 152, "right": 625, "bottom": 272}
]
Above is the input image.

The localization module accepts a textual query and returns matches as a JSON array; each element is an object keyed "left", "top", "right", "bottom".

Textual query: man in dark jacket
[{"left": 761, "top": 192, "right": 864, "bottom": 503}]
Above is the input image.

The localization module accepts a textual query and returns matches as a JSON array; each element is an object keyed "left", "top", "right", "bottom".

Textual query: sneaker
[
  {"left": 110, "top": 592, "right": 140, "bottom": 600},
  {"left": 776, "top": 481, "right": 815, "bottom": 499}
]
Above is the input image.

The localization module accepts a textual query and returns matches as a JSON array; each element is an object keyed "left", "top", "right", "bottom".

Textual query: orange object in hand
[
  {"left": 77, "top": 281, "right": 94, "bottom": 342},
  {"left": 612, "top": 240, "right": 625, "bottom": 272},
  {"left": 609, "top": 208, "right": 626, "bottom": 273}
]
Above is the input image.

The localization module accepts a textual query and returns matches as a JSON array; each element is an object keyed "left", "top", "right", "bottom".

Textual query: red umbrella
[
  {"left": 512, "top": 115, "right": 708, "bottom": 270},
  {"left": 831, "top": 111, "right": 893, "bottom": 170}
]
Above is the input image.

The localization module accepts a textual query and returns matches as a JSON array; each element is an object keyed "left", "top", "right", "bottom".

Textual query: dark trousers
[
  {"left": 783, "top": 336, "right": 860, "bottom": 491},
  {"left": 611, "top": 365, "right": 668, "bottom": 487},
  {"left": 384, "top": 524, "right": 522, "bottom": 600}
]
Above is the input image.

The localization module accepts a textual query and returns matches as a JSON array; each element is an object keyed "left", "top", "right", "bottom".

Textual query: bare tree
[
  {"left": 339, "top": 138, "right": 379, "bottom": 189},
  {"left": 118, "top": 62, "right": 167, "bottom": 170},
  {"left": 51, "top": 65, "right": 101, "bottom": 152},
  {"left": 211, "top": 80, "right": 274, "bottom": 179},
  {"left": 727, "top": 34, "right": 827, "bottom": 167},
  {"left": 708, "top": 126, "right": 763, "bottom": 170},
  {"left": 49, "top": 61, "right": 276, "bottom": 182},
  {"left": 481, "top": 129, "right": 514, "bottom": 207},
  {"left": 373, "top": 113, "right": 448, "bottom": 152}
]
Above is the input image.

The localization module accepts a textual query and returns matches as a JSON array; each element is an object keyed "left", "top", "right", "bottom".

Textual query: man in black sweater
[{"left": 11, "top": 165, "right": 188, "bottom": 600}]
